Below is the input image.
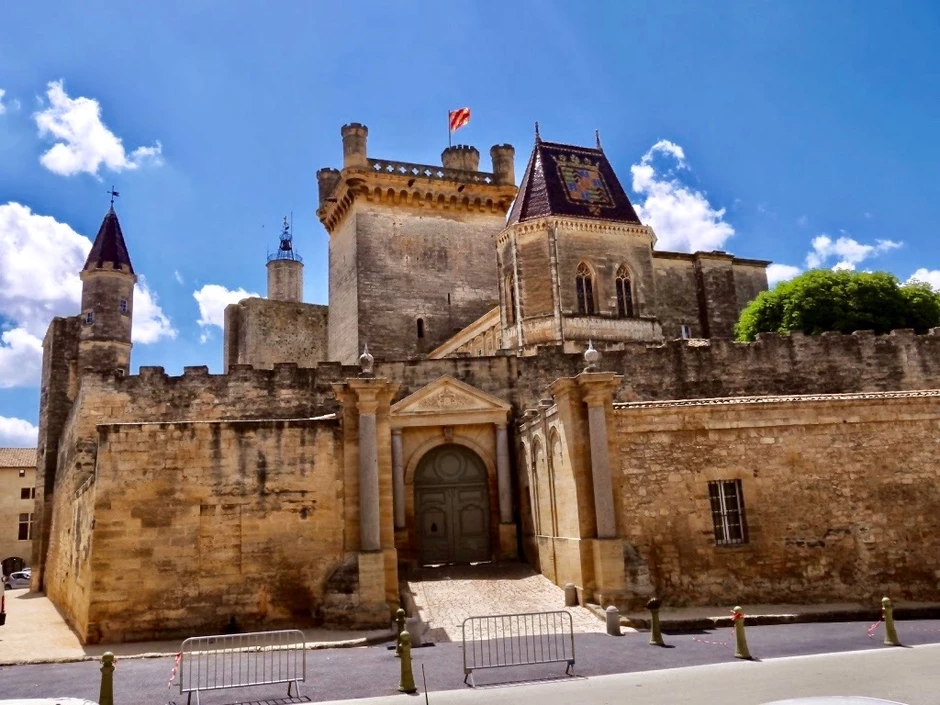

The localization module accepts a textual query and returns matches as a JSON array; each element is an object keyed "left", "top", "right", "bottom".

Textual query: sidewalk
[
  {"left": 0, "top": 588, "right": 393, "bottom": 666},
  {"left": 602, "top": 600, "right": 940, "bottom": 631},
  {"left": 307, "top": 643, "right": 940, "bottom": 705}
]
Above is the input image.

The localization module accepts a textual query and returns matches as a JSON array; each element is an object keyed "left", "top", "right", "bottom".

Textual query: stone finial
[
  {"left": 584, "top": 339, "right": 601, "bottom": 372},
  {"left": 358, "top": 344, "right": 375, "bottom": 377}
]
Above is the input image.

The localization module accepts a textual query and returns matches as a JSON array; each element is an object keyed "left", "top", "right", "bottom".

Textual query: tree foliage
[{"left": 735, "top": 269, "right": 940, "bottom": 341}]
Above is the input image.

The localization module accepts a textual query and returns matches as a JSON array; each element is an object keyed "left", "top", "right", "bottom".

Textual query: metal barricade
[
  {"left": 179, "top": 629, "right": 305, "bottom": 705},
  {"left": 462, "top": 611, "right": 575, "bottom": 686}
]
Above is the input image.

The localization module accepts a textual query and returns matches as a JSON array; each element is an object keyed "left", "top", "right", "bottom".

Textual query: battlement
[{"left": 66, "top": 326, "right": 940, "bottom": 431}]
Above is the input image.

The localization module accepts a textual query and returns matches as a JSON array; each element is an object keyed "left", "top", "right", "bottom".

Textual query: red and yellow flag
[{"left": 448, "top": 107, "right": 471, "bottom": 133}]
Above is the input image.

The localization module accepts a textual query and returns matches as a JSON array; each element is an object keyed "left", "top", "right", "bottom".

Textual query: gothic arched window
[
  {"left": 575, "top": 262, "right": 595, "bottom": 315},
  {"left": 616, "top": 265, "right": 635, "bottom": 318}
]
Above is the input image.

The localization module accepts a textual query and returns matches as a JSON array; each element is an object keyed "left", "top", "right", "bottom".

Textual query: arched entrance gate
[{"left": 415, "top": 445, "right": 490, "bottom": 566}]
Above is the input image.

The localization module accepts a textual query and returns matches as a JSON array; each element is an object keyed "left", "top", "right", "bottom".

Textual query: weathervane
[{"left": 107, "top": 186, "right": 120, "bottom": 207}]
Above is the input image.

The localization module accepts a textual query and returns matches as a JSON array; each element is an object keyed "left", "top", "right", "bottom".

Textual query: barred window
[
  {"left": 708, "top": 480, "right": 748, "bottom": 546},
  {"left": 119, "top": 298, "right": 128, "bottom": 314}
]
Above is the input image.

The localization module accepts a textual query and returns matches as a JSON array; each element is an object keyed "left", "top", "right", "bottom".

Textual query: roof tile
[{"left": 0, "top": 448, "right": 37, "bottom": 468}]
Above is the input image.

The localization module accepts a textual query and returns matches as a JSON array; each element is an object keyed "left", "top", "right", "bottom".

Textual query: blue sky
[{"left": 1, "top": 0, "right": 939, "bottom": 445}]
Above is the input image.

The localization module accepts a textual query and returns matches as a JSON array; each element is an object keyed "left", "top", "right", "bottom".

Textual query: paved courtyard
[{"left": 404, "top": 563, "right": 606, "bottom": 643}]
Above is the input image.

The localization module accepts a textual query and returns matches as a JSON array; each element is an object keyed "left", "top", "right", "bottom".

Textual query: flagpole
[{"left": 447, "top": 111, "right": 452, "bottom": 148}]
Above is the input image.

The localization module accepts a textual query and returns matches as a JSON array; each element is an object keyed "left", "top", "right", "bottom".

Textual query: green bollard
[
  {"left": 398, "top": 631, "right": 417, "bottom": 693},
  {"left": 882, "top": 597, "right": 901, "bottom": 647},
  {"left": 395, "top": 608, "right": 406, "bottom": 658},
  {"left": 732, "top": 606, "right": 752, "bottom": 660},
  {"left": 98, "top": 652, "right": 115, "bottom": 705},
  {"left": 647, "top": 597, "right": 665, "bottom": 647}
]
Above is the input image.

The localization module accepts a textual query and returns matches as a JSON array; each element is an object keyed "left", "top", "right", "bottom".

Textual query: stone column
[
  {"left": 358, "top": 395, "right": 381, "bottom": 552},
  {"left": 577, "top": 373, "right": 621, "bottom": 539},
  {"left": 495, "top": 423, "right": 512, "bottom": 524},
  {"left": 392, "top": 428, "right": 405, "bottom": 530}
]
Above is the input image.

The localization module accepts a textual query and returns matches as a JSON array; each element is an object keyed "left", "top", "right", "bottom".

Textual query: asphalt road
[{"left": 1, "top": 620, "right": 939, "bottom": 704}]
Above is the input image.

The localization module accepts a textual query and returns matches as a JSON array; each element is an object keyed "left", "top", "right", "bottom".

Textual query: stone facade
[
  {"left": 0, "top": 448, "right": 37, "bottom": 576},
  {"left": 520, "top": 385, "right": 940, "bottom": 610},
  {"left": 31, "top": 120, "right": 940, "bottom": 644}
]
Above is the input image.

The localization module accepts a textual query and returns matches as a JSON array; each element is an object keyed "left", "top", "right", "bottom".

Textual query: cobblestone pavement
[{"left": 404, "top": 563, "right": 605, "bottom": 643}]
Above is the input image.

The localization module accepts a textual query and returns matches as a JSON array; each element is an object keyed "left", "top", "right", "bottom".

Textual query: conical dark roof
[
  {"left": 507, "top": 137, "right": 642, "bottom": 226},
  {"left": 83, "top": 207, "right": 134, "bottom": 274}
]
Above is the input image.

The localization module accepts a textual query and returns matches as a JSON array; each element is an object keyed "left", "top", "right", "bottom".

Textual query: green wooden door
[{"left": 415, "top": 445, "right": 491, "bottom": 566}]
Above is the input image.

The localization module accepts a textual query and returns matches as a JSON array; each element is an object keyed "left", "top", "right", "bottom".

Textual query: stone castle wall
[
  {"left": 611, "top": 391, "right": 940, "bottom": 605},
  {"left": 224, "top": 298, "right": 328, "bottom": 371},
  {"left": 61, "top": 328, "right": 940, "bottom": 434},
  {"left": 80, "top": 418, "right": 344, "bottom": 643}
]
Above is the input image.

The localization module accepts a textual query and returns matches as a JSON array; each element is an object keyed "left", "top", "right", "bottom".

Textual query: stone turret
[
  {"left": 341, "top": 123, "right": 368, "bottom": 168},
  {"left": 78, "top": 206, "right": 137, "bottom": 376},
  {"left": 441, "top": 145, "right": 480, "bottom": 172},
  {"left": 490, "top": 144, "right": 515, "bottom": 186},
  {"left": 317, "top": 168, "right": 341, "bottom": 207},
  {"left": 266, "top": 216, "right": 303, "bottom": 302}
]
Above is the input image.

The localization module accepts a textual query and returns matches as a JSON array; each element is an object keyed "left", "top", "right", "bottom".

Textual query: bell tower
[{"left": 77, "top": 203, "right": 137, "bottom": 376}]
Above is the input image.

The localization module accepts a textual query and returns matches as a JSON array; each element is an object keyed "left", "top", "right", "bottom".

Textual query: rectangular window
[
  {"left": 18, "top": 513, "right": 33, "bottom": 541},
  {"left": 84, "top": 311, "right": 94, "bottom": 324},
  {"left": 18, "top": 469, "right": 25, "bottom": 478},
  {"left": 708, "top": 480, "right": 748, "bottom": 546},
  {"left": 20, "top": 487, "right": 35, "bottom": 500},
  {"left": 680, "top": 324, "right": 691, "bottom": 339},
  {"left": 119, "top": 299, "right": 128, "bottom": 314}
]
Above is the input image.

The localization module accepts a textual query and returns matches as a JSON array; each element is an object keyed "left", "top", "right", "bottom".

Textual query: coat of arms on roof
[{"left": 555, "top": 154, "right": 613, "bottom": 210}]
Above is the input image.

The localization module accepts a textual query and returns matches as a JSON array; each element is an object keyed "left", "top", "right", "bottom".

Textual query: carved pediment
[{"left": 391, "top": 376, "right": 510, "bottom": 426}]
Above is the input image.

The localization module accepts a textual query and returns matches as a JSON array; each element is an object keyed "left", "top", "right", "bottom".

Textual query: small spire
[
  {"left": 106, "top": 186, "right": 120, "bottom": 209},
  {"left": 595, "top": 130, "right": 602, "bottom": 150},
  {"left": 534, "top": 121, "right": 541, "bottom": 142}
]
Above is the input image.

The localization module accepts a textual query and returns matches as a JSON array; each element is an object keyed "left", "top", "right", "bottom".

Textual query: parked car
[{"left": 3, "top": 569, "right": 30, "bottom": 589}]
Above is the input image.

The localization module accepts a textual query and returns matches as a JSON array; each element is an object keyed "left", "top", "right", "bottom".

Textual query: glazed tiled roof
[
  {"left": 83, "top": 207, "right": 134, "bottom": 274},
  {"left": 506, "top": 136, "right": 642, "bottom": 226},
  {"left": 0, "top": 448, "right": 37, "bottom": 467}
]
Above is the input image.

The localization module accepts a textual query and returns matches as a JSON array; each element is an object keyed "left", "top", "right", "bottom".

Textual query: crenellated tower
[
  {"left": 316, "top": 123, "right": 517, "bottom": 363},
  {"left": 78, "top": 206, "right": 137, "bottom": 376}
]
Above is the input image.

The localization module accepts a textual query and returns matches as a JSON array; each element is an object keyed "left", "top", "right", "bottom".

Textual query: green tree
[{"left": 735, "top": 269, "right": 940, "bottom": 341}]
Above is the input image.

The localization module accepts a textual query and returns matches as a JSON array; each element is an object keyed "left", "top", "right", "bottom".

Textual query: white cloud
[
  {"left": 805, "top": 234, "right": 901, "bottom": 271},
  {"left": 766, "top": 264, "right": 802, "bottom": 286},
  {"left": 133, "top": 277, "right": 176, "bottom": 344},
  {"left": 0, "top": 89, "right": 6, "bottom": 115},
  {"left": 34, "top": 80, "right": 163, "bottom": 178},
  {"left": 174, "top": 270, "right": 184, "bottom": 285},
  {"left": 0, "top": 329, "right": 43, "bottom": 389},
  {"left": 193, "top": 284, "right": 259, "bottom": 341},
  {"left": 908, "top": 269, "right": 940, "bottom": 291},
  {"left": 0, "top": 202, "right": 174, "bottom": 387},
  {"left": 0, "top": 416, "right": 38, "bottom": 446},
  {"left": 631, "top": 140, "right": 735, "bottom": 252}
]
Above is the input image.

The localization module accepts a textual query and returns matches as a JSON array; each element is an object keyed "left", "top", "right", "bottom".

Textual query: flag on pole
[{"left": 449, "top": 107, "right": 471, "bottom": 133}]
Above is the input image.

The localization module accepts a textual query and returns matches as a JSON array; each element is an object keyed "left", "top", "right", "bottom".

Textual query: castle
[{"left": 31, "top": 123, "right": 940, "bottom": 643}]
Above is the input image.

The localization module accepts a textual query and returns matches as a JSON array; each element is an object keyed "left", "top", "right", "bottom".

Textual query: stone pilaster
[
  {"left": 576, "top": 372, "right": 621, "bottom": 539},
  {"left": 496, "top": 423, "right": 512, "bottom": 524},
  {"left": 392, "top": 428, "right": 405, "bottom": 530},
  {"left": 357, "top": 395, "right": 381, "bottom": 552}
]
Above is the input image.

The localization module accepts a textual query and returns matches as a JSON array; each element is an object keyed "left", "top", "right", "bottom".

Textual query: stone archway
[
  {"left": 414, "top": 444, "right": 491, "bottom": 566},
  {"left": 1, "top": 556, "right": 26, "bottom": 576}
]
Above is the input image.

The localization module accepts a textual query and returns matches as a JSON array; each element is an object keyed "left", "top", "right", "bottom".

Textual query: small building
[{"left": 0, "top": 447, "right": 37, "bottom": 576}]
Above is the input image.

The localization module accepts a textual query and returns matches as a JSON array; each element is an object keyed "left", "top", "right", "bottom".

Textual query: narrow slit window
[
  {"left": 506, "top": 273, "right": 517, "bottom": 326},
  {"left": 708, "top": 480, "right": 748, "bottom": 546},
  {"left": 416, "top": 318, "right": 425, "bottom": 339},
  {"left": 84, "top": 311, "right": 94, "bottom": 325}
]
